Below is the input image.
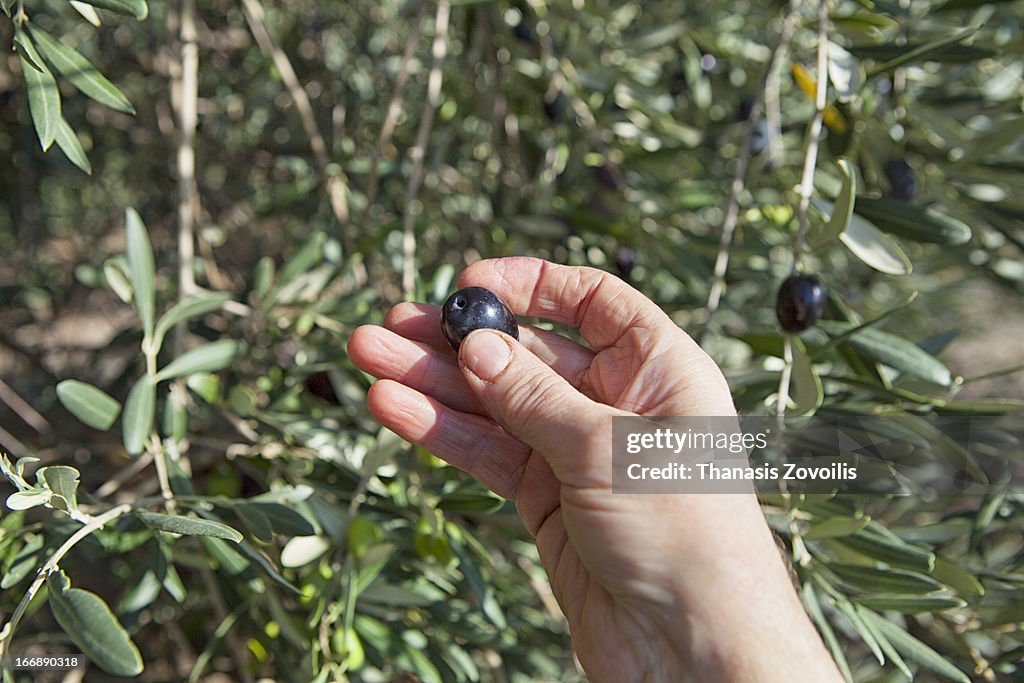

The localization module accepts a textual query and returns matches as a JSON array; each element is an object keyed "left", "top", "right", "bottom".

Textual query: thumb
[{"left": 458, "top": 329, "right": 619, "bottom": 486}]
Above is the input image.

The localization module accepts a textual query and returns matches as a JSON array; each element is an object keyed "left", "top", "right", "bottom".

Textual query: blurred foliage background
[{"left": 1, "top": 0, "right": 1023, "bottom": 681}]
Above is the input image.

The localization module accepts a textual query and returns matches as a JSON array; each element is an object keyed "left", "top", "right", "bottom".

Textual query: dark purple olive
[
  {"left": 615, "top": 246, "right": 635, "bottom": 280},
  {"left": 441, "top": 287, "right": 519, "bottom": 351},
  {"left": 884, "top": 159, "right": 916, "bottom": 201},
  {"left": 776, "top": 274, "right": 826, "bottom": 332}
]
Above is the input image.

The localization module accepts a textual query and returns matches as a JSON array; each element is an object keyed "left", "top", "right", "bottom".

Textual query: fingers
[
  {"left": 458, "top": 257, "right": 672, "bottom": 351},
  {"left": 365, "top": 380, "right": 530, "bottom": 499},
  {"left": 458, "top": 329, "right": 625, "bottom": 489},
  {"left": 378, "top": 301, "right": 598, "bottom": 393},
  {"left": 348, "top": 325, "right": 481, "bottom": 415}
]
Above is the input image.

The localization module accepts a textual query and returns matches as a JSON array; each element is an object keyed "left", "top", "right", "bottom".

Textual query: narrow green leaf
[
  {"left": 801, "top": 583, "right": 854, "bottom": 681},
  {"left": 838, "top": 212, "right": 912, "bottom": 275},
  {"left": 153, "top": 293, "right": 231, "bottom": 352},
  {"left": 855, "top": 197, "right": 972, "bottom": 245},
  {"left": 826, "top": 563, "right": 943, "bottom": 594},
  {"left": 790, "top": 337, "right": 823, "bottom": 416},
  {"left": 73, "top": 0, "right": 148, "bottom": 20},
  {"left": 36, "top": 466, "right": 80, "bottom": 513},
  {"left": 17, "top": 30, "right": 61, "bottom": 151},
  {"left": 236, "top": 504, "right": 273, "bottom": 542},
  {"left": 833, "top": 596, "right": 885, "bottom": 665},
  {"left": 69, "top": 1, "right": 103, "bottom": 26},
  {"left": 867, "top": 612, "right": 971, "bottom": 682},
  {"left": 240, "top": 502, "right": 316, "bottom": 536},
  {"left": 53, "top": 117, "right": 91, "bottom": 174},
  {"left": 804, "top": 515, "right": 869, "bottom": 541},
  {"left": 831, "top": 528, "right": 935, "bottom": 572},
  {"left": 277, "top": 232, "right": 325, "bottom": 287},
  {"left": 437, "top": 489, "right": 505, "bottom": 514},
  {"left": 136, "top": 511, "right": 243, "bottom": 542},
  {"left": 154, "top": 340, "right": 239, "bottom": 382},
  {"left": 163, "top": 387, "right": 187, "bottom": 440},
  {"left": 819, "top": 321, "right": 953, "bottom": 386},
  {"left": 856, "top": 606, "right": 913, "bottom": 678},
  {"left": 866, "top": 28, "right": 980, "bottom": 76},
  {"left": 853, "top": 594, "right": 966, "bottom": 613},
  {"left": 122, "top": 376, "right": 155, "bottom": 455},
  {"left": 103, "top": 258, "right": 134, "bottom": 304},
  {"left": 13, "top": 31, "right": 44, "bottom": 72},
  {"left": 57, "top": 379, "right": 120, "bottom": 430},
  {"left": 0, "top": 0, "right": 13, "bottom": 17},
  {"left": 185, "top": 372, "right": 221, "bottom": 404},
  {"left": 6, "top": 488, "right": 51, "bottom": 511},
  {"left": 200, "top": 536, "right": 250, "bottom": 575},
  {"left": 125, "top": 209, "right": 156, "bottom": 338},
  {"left": 47, "top": 571, "right": 144, "bottom": 676},
  {"left": 1, "top": 535, "right": 44, "bottom": 589},
  {"left": 811, "top": 161, "right": 857, "bottom": 249},
  {"left": 932, "top": 558, "right": 985, "bottom": 597},
  {"left": 28, "top": 26, "right": 135, "bottom": 114}
]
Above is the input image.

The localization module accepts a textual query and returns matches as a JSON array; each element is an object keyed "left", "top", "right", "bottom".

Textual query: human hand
[{"left": 348, "top": 257, "right": 841, "bottom": 682}]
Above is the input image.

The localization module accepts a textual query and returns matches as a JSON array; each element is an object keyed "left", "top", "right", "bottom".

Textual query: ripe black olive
[
  {"left": 884, "top": 159, "right": 916, "bottom": 201},
  {"left": 776, "top": 274, "right": 826, "bottom": 332},
  {"left": 441, "top": 287, "right": 519, "bottom": 352},
  {"left": 615, "top": 246, "right": 635, "bottom": 280}
]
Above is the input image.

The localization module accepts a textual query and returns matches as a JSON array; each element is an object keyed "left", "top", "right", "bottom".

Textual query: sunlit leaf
[
  {"left": 17, "top": 28, "right": 61, "bottom": 151},
  {"left": 28, "top": 26, "right": 135, "bottom": 113},
  {"left": 37, "top": 466, "right": 80, "bottom": 513},
  {"left": 53, "top": 117, "right": 91, "bottom": 174},
  {"left": 819, "top": 322, "right": 953, "bottom": 386},
  {"left": 47, "top": 571, "right": 144, "bottom": 677},
  {"left": 838, "top": 212, "right": 912, "bottom": 275},
  {"left": 122, "top": 375, "right": 155, "bottom": 455},
  {"left": 152, "top": 292, "right": 231, "bottom": 353},
  {"left": 125, "top": 208, "right": 156, "bottom": 338},
  {"left": 57, "top": 380, "right": 120, "bottom": 430},
  {"left": 154, "top": 340, "right": 240, "bottom": 382},
  {"left": 865, "top": 611, "right": 971, "bottom": 682},
  {"left": 136, "top": 511, "right": 243, "bottom": 542}
]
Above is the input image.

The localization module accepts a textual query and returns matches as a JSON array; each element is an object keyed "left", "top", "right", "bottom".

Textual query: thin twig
[
  {"left": 239, "top": 0, "right": 350, "bottom": 243},
  {"left": 700, "top": 0, "right": 802, "bottom": 343},
  {"left": 402, "top": 0, "right": 451, "bottom": 300},
  {"left": 777, "top": 0, "right": 831, "bottom": 419},
  {"left": 0, "top": 503, "right": 132, "bottom": 666},
  {"left": 91, "top": 451, "right": 154, "bottom": 499},
  {"left": 175, "top": 0, "right": 200, "bottom": 312},
  {"left": 362, "top": 4, "right": 428, "bottom": 218},
  {"left": 791, "top": 0, "right": 831, "bottom": 258},
  {"left": 0, "top": 379, "right": 51, "bottom": 434}
]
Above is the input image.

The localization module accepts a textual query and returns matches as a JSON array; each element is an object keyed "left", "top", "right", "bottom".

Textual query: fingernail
[{"left": 461, "top": 330, "right": 512, "bottom": 380}]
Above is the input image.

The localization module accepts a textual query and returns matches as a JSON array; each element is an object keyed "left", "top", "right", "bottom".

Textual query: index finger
[{"left": 458, "top": 257, "right": 672, "bottom": 351}]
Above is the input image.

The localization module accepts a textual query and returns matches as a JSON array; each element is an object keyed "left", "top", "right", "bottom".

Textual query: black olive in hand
[
  {"left": 776, "top": 275, "right": 826, "bottom": 332},
  {"left": 441, "top": 287, "right": 519, "bottom": 352}
]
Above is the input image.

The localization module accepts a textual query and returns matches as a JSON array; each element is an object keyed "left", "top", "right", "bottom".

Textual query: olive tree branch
[
  {"left": 700, "top": 0, "right": 802, "bottom": 342},
  {"left": 777, "top": 0, "right": 831, "bottom": 419},
  {"left": 362, "top": 3, "right": 428, "bottom": 221},
  {"left": 0, "top": 503, "right": 132, "bottom": 665},
  {"left": 174, "top": 0, "right": 200, "bottom": 311},
  {"left": 402, "top": 0, "right": 451, "bottom": 300},
  {"left": 239, "top": 0, "right": 350, "bottom": 243}
]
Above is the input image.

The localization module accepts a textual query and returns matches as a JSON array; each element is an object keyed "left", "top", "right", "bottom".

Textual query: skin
[{"left": 348, "top": 257, "right": 844, "bottom": 683}]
